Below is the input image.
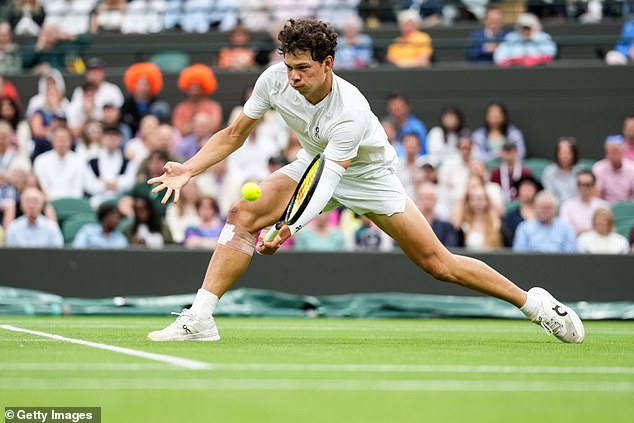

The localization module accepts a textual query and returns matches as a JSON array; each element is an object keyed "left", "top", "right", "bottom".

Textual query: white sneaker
[
  {"left": 529, "top": 287, "right": 585, "bottom": 344},
  {"left": 147, "top": 309, "right": 220, "bottom": 341}
]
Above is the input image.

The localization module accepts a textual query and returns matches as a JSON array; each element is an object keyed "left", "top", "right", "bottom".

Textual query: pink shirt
[
  {"left": 560, "top": 196, "right": 610, "bottom": 233},
  {"left": 592, "top": 159, "right": 634, "bottom": 203},
  {"left": 624, "top": 142, "right": 634, "bottom": 161}
]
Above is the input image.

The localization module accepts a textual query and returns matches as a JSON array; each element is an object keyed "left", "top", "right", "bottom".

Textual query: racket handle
[{"left": 264, "top": 224, "right": 281, "bottom": 242}]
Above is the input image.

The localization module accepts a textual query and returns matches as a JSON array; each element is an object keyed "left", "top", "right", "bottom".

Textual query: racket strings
[{"left": 290, "top": 160, "right": 319, "bottom": 218}]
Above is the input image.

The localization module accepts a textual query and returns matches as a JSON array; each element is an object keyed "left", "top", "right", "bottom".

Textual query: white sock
[
  {"left": 520, "top": 291, "right": 541, "bottom": 320},
  {"left": 190, "top": 288, "right": 219, "bottom": 319}
]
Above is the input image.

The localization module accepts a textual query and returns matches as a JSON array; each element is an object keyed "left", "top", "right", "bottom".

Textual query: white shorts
[{"left": 276, "top": 151, "right": 407, "bottom": 216}]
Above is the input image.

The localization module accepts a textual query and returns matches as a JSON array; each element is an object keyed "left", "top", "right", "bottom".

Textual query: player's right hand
[{"left": 147, "top": 161, "right": 192, "bottom": 204}]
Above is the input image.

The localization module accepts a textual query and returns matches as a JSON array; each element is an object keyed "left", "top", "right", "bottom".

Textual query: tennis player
[{"left": 147, "top": 19, "right": 584, "bottom": 343}]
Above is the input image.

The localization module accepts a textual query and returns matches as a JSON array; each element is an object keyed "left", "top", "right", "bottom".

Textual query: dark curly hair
[{"left": 278, "top": 19, "right": 337, "bottom": 62}]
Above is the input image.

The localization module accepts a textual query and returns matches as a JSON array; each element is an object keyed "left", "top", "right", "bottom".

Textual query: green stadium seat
[
  {"left": 578, "top": 158, "right": 596, "bottom": 172},
  {"left": 611, "top": 201, "right": 634, "bottom": 239},
  {"left": 485, "top": 158, "right": 501, "bottom": 171},
  {"left": 51, "top": 198, "right": 93, "bottom": 225},
  {"left": 505, "top": 199, "right": 521, "bottom": 213},
  {"left": 523, "top": 158, "right": 553, "bottom": 182},
  {"left": 149, "top": 51, "right": 191, "bottom": 73},
  {"left": 61, "top": 213, "right": 98, "bottom": 244}
]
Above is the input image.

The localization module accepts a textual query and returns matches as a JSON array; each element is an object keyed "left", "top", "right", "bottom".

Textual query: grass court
[{"left": 1, "top": 316, "right": 633, "bottom": 422}]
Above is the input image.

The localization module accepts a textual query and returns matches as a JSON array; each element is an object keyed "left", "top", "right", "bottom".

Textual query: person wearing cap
[
  {"left": 172, "top": 64, "right": 222, "bottom": 137},
  {"left": 71, "top": 57, "right": 124, "bottom": 119},
  {"left": 489, "top": 141, "right": 532, "bottom": 203},
  {"left": 72, "top": 201, "right": 128, "bottom": 249},
  {"left": 592, "top": 135, "right": 634, "bottom": 203},
  {"left": 84, "top": 125, "right": 137, "bottom": 208},
  {"left": 502, "top": 174, "right": 542, "bottom": 247},
  {"left": 560, "top": 170, "right": 610, "bottom": 235},
  {"left": 493, "top": 13, "right": 556, "bottom": 67},
  {"left": 121, "top": 62, "right": 169, "bottom": 135}
]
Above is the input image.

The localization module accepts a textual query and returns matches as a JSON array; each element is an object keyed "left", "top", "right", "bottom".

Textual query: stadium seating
[
  {"left": 149, "top": 51, "right": 191, "bottom": 73},
  {"left": 50, "top": 198, "right": 93, "bottom": 226},
  {"left": 523, "top": 158, "right": 553, "bottom": 182},
  {"left": 61, "top": 213, "right": 98, "bottom": 245},
  {"left": 611, "top": 201, "right": 634, "bottom": 239}
]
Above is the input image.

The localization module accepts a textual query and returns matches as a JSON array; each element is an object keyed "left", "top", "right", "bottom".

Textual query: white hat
[{"left": 516, "top": 13, "right": 541, "bottom": 31}]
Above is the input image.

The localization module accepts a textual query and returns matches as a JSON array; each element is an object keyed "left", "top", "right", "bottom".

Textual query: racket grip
[{"left": 264, "top": 224, "right": 281, "bottom": 242}]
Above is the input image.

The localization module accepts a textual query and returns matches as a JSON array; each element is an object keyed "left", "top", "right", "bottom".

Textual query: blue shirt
[
  {"left": 72, "top": 223, "right": 129, "bottom": 249},
  {"left": 465, "top": 29, "right": 509, "bottom": 62},
  {"left": 335, "top": 34, "right": 373, "bottom": 70},
  {"left": 395, "top": 114, "right": 428, "bottom": 157},
  {"left": 512, "top": 218, "right": 576, "bottom": 253},
  {"left": 6, "top": 215, "right": 63, "bottom": 248}
]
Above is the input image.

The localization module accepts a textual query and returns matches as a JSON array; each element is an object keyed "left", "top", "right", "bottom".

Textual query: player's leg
[
  {"left": 367, "top": 199, "right": 584, "bottom": 343},
  {"left": 367, "top": 199, "right": 527, "bottom": 307},
  {"left": 148, "top": 172, "right": 297, "bottom": 341}
]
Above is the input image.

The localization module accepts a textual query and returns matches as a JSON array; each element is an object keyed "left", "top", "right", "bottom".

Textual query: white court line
[
  {"left": 0, "top": 324, "right": 210, "bottom": 370},
  {"left": 1, "top": 362, "right": 634, "bottom": 375},
  {"left": 0, "top": 378, "right": 632, "bottom": 393}
]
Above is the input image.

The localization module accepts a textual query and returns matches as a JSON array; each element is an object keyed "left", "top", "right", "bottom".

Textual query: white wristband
[{"left": 288, "top": 159, "right": 345, "bottom": 235}]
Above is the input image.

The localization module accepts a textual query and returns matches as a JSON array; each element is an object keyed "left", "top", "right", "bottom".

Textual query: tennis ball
[{"left": 241, "top": 182, "right": 262, "bottom": 201}]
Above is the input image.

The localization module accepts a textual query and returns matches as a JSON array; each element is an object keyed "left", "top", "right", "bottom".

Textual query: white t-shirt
[
  {"left": 242, "top": 62, "right": 397, "bottom": 180},
  {"left": 33, "top": 150, "right": 84, "bottom": 200},
  {"left": 577, "top": 230, "right": 630, "bottom": 254}
]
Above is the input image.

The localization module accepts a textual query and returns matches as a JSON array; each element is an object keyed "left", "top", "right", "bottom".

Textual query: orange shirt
[{"left": 386, "top": 31, "right": 433, "bottom": 68}]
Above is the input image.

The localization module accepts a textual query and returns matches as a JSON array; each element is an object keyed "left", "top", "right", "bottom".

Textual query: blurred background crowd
[{"left": 0, "top": 0, "right": 632, "bottom": 254}]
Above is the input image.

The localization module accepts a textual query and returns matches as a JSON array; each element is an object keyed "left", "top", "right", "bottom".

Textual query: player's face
[{"left": 284, "top": 51, "right": 333, "bottom": 98}]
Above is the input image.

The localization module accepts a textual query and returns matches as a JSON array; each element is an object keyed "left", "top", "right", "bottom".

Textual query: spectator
[
  {"left": 294, "top": 211, "right": 346, "bottom": 251},
  {"left": 121, "top": 62, "right": 168, "bottom": 136},
  {"left": 386, "top": 9, "right": 433, "bottom": 68},
  {"left": 172, "top": 64, "right": 222, "bottom": 137},
  {"left": 90, "top": 0, "right": 127, "bottom": 33},
  {"left": 2, "top": 163, "right": 57, "bottom": 228},
  {"left": 468, "top": 162, "right": 504, "bottom": 216},
  {"left": 124, "top": 195, "right": 173, "bottom": 248},
  {"left": 605, "top": 21, "right": 634, "bottom": 66},
  {"left": 416, "top": 181, "right": 459, "bottom": 247},
  {"left": 165, "top": 182, "right": 199, "bottom": 244},
  {"left": 25, "top": 69, "right": 67, "bottom": 118},
  {"left": 126, "top": 149, "right": 170, "bottom": 217},
  {"left": 33, "top": 126, "right": 84, "bottom": 200},
  {"left": 66, "top": 82, "right": 99, "bottom": 138},
  {"left": 217, "top": 25, "right": 256, "bottom": 71},
  {"left": 101, "top": 103, "right": 131, "bottom": 145},
  {"left": 0, "top": 121, "right": 17, "bottom": 173},
  {"left": 72, "top": 201, "right": 128, "bottom": 248},
  {"left": 560, "top": 170, "right": 610, "bottom": 235},
  {"left": 0, "top": 76, "right": 21, "bottom": 114},
  {"left": 121, "top": 0, "right": 167, "bottom": 34},
  {"left": 453, "top": 182, "right": 502, "bottom": 251},
  {"left": 44, "top": 0, "right": 95, "bottom": 35},
  {"left": 466, "top": 7, "right": 508, "bottom": 63},
  {"left": 184, "top": 196, "right": 223, "bottom": 249},
  {"left": 437, "top": 132, "right": 474, "bottom": 218},
  {"left": 397, "top": 133, "right": 425, "bottom": 200},
  {"left": 84, "top": 126, "right": 137, "bottom": 208},
  {"left": 28, "top": 71, "right": 69, "bottom": 160},
  {"left": 9, "top": 0, "right": 46, "bottom": 36},
  {"left": 70, "top": 58, "right": 124, "bottom": 120},
  {"left": 386, "top": 93, "right": 427, "bottom": 157},
  {"left": 0, "top": 22, "right": 22, "bottom": 75},
  {"left": 318, "top": 0, "right": 363, "bottom": 30},
  {"left": 21, "top": 24, "right": 86, "bottom": 73},
  {"left": 5, "top": 187, "right": 63, "bottom": 247},
  {"left": 348, "top": 214, "right": 393, "bottom": 251},
  {"left": 406, "top": 0, "right": 443, "bottom": 27},
  {"left": 226, "top": 122, "right": 280, "bottom": 187},
  {"left": 272, "top": 0, "right": 319, "bottom": 23},
  {"left": 577, "top": 208, "right": 630, "bottom": 254},
  {"left": 426, "top": 106, "right": 465, "bottom": 166},
  {"left": 490, "top": 142, "right": 532, "bottom": 203},
  {"left": 125, "top": 115, "right": 159, "bottom": 163},
  {"left": 75, "top": 120, "right": 102, "bottom": 162},
  {"left": 472, "top": 102, "right": 526, "bottom": 163},
  {"left": 542, "top": 136, "right": 582, "bottom": 203},
  {"left": 513, "top": 191, "right": 576, "bottom": 252},
  {"left": 593, "top": 135, "right": 634, "bottom": 203},
  {"left": 175, "top": 113, "right": 213, "bottom": 161},
  {"left": 255, "top": 20, "right": 286, "bottom": 66},
  {"left": 622, "top": 115, "right": 634, "bottom": 161},
  {"left": 238, "top": 0, "right": 274, "bottom": 32},
  {"left": 334, "top": 15, "right": 374, "bottom": 70},
  {"left": 358, "top": 0, "right": 396, "bottom": 28},
  {"left": 494, "top": 13, "right": 556, "bottom": 67},
  {"left": 502, "top": 175, "right": 542, "bottom": 247},
  {"left": 173, "top": 0, "right": 237, "bottom": 33},
  {"left": 0, "top": 167, "right": 17, "bottom": 225},
  {"left": 0, "top": 96, "right": 31, "bottom": 160}
]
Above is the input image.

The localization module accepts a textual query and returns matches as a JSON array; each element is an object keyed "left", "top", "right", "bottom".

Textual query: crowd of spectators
[{"left": 0, "top": 2, "right": 632, "bottom": 75}]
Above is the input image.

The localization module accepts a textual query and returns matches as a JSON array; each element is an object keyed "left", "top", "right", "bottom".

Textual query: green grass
[{"left": 1, "top": 317, "right": 633, "bottom": 423}]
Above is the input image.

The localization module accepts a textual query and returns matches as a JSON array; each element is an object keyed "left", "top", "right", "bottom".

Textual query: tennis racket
[{"left": 264, "top": 153, "right": 325, "bottom": 242}]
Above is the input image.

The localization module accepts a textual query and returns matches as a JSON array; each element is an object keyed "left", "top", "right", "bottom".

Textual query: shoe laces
[
  {"left": 538, "top": 315, "right": 563, "bottom": 336},
  {"left": 169, "top": 308, "right": 195, "bottom": 327}
]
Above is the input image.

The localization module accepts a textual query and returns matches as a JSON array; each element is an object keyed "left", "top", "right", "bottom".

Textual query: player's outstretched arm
[{"left": 148, "top": 113, "right": 259, "bottom": 204}]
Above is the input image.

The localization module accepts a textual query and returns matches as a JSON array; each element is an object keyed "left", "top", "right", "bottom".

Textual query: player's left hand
[{"left": 256, "top": 225, "right": 291, "bottom": 255}]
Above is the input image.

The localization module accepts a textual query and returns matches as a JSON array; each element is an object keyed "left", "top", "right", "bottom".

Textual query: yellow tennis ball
[{"left": 241, "top": 182, "right": 262, "bottom": 201}]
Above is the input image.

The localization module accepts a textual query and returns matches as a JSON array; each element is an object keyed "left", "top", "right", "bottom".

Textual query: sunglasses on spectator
[{"left": 577, "top": 181, "right": 593, "bottom": 187}]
